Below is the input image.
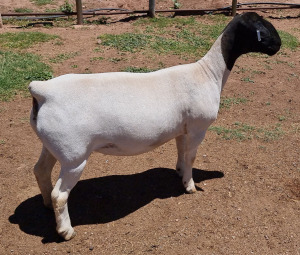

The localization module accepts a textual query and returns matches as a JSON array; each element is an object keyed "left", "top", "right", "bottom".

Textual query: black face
[
  {"left": 221, "top": 12, "right": 281, "bottom": 70},
  {"left": 239, "top": 12, "right": 281, "bottom": 56}
]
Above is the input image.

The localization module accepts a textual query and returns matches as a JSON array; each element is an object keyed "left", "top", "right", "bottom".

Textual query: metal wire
[{"left": 1, "top": 2, "right": 299, "bottom": 20}]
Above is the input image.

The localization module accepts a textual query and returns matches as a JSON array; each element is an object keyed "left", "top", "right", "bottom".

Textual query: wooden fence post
[
  {"left": 148, "top": 0, "right": 155, "bottom": 18},
  {"left": 76, "top": 0, "right": 83, "bottom": 25},
  {"left": 231, "top": 0, "right": 237, "bottom": 16},
  {"left": 0, "top": 14, "right": 3, "bottom": 28}
]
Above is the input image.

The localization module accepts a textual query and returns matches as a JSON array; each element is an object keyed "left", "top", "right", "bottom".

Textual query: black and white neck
[{"left": 198, "top": 12, "right": 281, "bottom": 91}]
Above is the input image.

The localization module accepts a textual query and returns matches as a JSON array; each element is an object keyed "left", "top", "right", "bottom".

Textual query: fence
[
  {"left": 73, "top": 0, "right": 238, "bottom": 24},
  {"left": 0, "top": 1, "right": 299, "bottom": 26}
]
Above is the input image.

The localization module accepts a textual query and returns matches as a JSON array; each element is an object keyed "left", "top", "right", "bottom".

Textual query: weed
[
  {"left": 49, "top": 52, "right": 79, "bottom": 63},
  {"left": 252, "top": 70, "right": 266, "bottom": 75},
  {"left": 0, "top": 51, "right": 52, "bottom": 101},
  {"left": 90, "top": 56, "right": 105, "bottom": 62},
  {"left": 108, "top": 57, "right": 123, "bottom": 63},
  {"left": 209, "top": 122, "right": 255, "bottom": 141},
  {"left": 256, "top": 125, "right": 284, "bottom": 142},
  {"left": 278, "top": 30, "right": 299, "bottom": 51},
  {"left": 234, "top": 66, "right": 249, "bottom": 74},
  {"left": 85, "top": 17, "right": 109, "bottom": 25},
  {"left": 200, "top": 23, "right": 226, "bottom": 41},
  {"left": 99, "top": 33, "right": 151, "bottom": 52},
  {"left": 241, "top": 77, "right": 254, "bottom": 83},
  {"left": 220, "top": 96, "right": 248, "bottom": 109},
  {"left": 60, "top": 0, "right": 73, "bottom": 13},
  {"left": 264, "top": 64, "right": 273, "bottom": 70},
  {"left": 99, "top": 16, "right": 227, "bottom": 59},
  {"left": 0, "top": 32, "right": 59, "bottom": 49},
  {"left": 134, "top": 16, "right": 197, "bottom": 29},
  {"left": 291, "top": 123, "right": 300, "bottom": 134},
  {"left": 278, "top": 115, "right": 286, "bottom": 122},
  {"left": 121, "top": 66, "right": 158, "bottom": 73},
  {"left": 94, "top": 47, "right": 104, "bottom": 53},
  {"left": 99, "top": 31, "right": 210, "bottom": 58},
  {"left": 14, "top": 8, "right": 33, "bottom": 13},
  {"left": 172, "top": 0, "right": 181, "bottom": 9},
  {"left": 209, "top": 122, "right": 285, "bottom": 141},
  {"left": 31, "top": 0, "right": 53, "bottom": 6},
  {"left": 19, "top": 117, "right": 30, "bottom": 123}
]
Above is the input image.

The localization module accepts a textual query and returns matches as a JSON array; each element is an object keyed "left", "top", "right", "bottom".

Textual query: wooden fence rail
[{"left": 74, "top": 0, "right": 237, "bottom": 24}]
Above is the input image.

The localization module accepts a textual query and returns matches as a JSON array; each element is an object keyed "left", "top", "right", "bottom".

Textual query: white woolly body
[
  {"left": 30, "top": 34, "right": 232, "bottom": 241},
  {"left": 30, "top": 35, "right": 229, "bottom": 166},
  {"left": 29, "top": 12, "right": 281, "bottom": 241}
]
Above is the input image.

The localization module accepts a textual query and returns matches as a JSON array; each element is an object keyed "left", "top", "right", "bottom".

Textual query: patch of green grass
[
  {"left": 49, "top": 52, "right": 79, "bottom": 63},
  {"left": 121, "top": 66, "right": 158, "bottom": 73},
  {"left": 209, "top": 122, "right": 285, "bottom": 141},
  {"left": 278, "top": 115, "right": 286, "bottom": 122},
  {"left": 209, "top": 122, "right": 255, "bottom": 141},
  {"left": 241, "top": 77, "right": 255, "bottom": 83},
  {"left": 60, "top": 0, "right": 73, "bottom": 13},
  {"left": 31, "top": 0, "right": 53, "bottom": 6},
  {"left": 0, "top": 32, "right": 59, "bottom": 49},
  {"left": 85, "top": 17, "right": 110, "bottom": 25},
  {"left": 99, "top": 16, "right": 227, "bottom": 59},
  {"left": 200, "top": 23, "right": 226, "bottom": 41},
  {"left": 90, "top": 56, "right": 105, "bottom": 62},
  {"left": 256, "top": 124, "right": 285, "bottom": 142},
  {"left": 172, "top": 0, "right": 181, "bottom": 9},
  {"left": 99, "top": 31, "right": 212, "bottom": 57},
  {"left": 220, "top": 96, "right": 248, "bottom": 109},
  {"left": 108, "top": 57, "right": 124, "bottom": 63},
  {"left": 0, "top": 51, "right": 53, "bottom": 101},
  {"left": 99, "top": 33, "right": 151, "bottom": 53},
  {"left": 134, "top": 16, "right": 197, "bottom": 29},
  {"left": 278, "top": 30, "right": 299, "bottom": 51},
  {"left": 14, "top": 8, "right": 33, "bottom": 13}
]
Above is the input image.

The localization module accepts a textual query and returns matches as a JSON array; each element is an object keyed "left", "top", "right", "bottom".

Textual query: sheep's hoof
[
  {"left": 183, "top": 179, "right": 196, "bottom": 194},
  {"left": 58, "top": 228, "right": 76, "bottom": 241},
  {"left": 186, "top": 186, "right": 197, "bottom": 194}
]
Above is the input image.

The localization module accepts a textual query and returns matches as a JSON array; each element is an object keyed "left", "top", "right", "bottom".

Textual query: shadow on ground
[{"left": 9, "top": 167, "right": 223, "bottom": 243}]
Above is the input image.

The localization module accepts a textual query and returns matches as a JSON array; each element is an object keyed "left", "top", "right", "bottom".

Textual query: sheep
[{"left": 29, "top": 12, "right": 281, "bottom": 241}]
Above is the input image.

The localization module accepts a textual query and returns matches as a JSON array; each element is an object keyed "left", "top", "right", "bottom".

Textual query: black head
[{"left": 221, "top": 12, "right": 281, "bottom": 70}]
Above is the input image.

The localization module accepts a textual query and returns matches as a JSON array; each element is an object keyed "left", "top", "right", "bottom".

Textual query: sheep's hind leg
[
  {"left": 34, "top": 146, "right": 57, "bottom": 209},
  {"left": 175, "top": 135, "right": 186, "bottom": 177},
  {"left": 51, "top": 160, "right": 86, "bottom": 241}
]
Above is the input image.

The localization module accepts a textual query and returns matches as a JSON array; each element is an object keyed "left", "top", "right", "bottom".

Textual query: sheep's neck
[{"left": 197, "top": 35, "right": 230, "bottom": 92}]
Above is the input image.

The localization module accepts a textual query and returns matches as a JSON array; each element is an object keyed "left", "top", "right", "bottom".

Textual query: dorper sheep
[{"left": 29, "top": 12, "right": 281, "bottom": 240}]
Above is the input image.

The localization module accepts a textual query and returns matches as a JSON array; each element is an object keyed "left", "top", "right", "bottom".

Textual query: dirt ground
[{"left": 0, "top": 1, "right": 299, "bottom": 254}]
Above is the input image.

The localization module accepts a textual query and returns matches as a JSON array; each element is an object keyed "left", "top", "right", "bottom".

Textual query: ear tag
[{"left": 256, "top": 29, "right": 261, "bottom": 42}]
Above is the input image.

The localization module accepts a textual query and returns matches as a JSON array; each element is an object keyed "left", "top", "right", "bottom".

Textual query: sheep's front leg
[
  {"left": 51, "top": 160, "right": 86, "bottom": 241},
  {"left": 181, "top": 146, "right": 198, "bottom": 193},
  {"left": 34, "top": 146, "right": 57, "bottom": 209},
  {"left": 176, "top": 131, "right": 206, "bottom": 193}
]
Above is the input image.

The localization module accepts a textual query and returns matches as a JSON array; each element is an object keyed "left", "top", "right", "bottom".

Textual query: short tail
[{"left": 28, "top": 81, "right": 46, "bottom": 122}]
